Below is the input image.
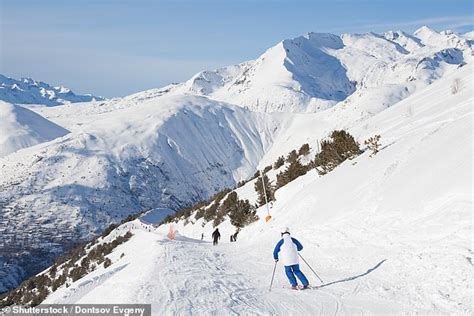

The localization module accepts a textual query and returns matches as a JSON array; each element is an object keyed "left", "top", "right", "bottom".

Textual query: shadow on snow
[{"left": 314, "top": 259, "right": 387, "bottom": 289}]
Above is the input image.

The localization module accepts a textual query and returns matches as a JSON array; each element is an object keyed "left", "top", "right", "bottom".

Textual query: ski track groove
[{"left": 146, "top": 238, "right": 277, "bottom": 315}]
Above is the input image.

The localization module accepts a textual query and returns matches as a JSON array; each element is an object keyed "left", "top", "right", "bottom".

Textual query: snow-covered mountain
[
  {"left": 0, "top": 26, "right": 472, "bottom": 299},
  {"left": 0, "top": 102, "right": 69, "bottom": 158},
  {"left": 0, "top": 95, "right": 287, "bottom": 293},
  {"left": 39, "top": 62, "right": 473, "bottom": 314},
  {"left": 0, "top": 74, "right": 105, "bottom": 106},
  {"left": 130, "top": 26, "right": 471, "bottom": 113}
]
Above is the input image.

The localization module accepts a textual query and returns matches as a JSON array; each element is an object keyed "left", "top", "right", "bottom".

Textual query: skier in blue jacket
[{"left": 273, "top": 227, "right": 309, "bottom": 289}]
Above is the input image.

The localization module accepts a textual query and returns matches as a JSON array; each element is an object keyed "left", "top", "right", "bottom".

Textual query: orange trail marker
[{"left": 168, "top": 224, "right": 175, "bottom": 240}]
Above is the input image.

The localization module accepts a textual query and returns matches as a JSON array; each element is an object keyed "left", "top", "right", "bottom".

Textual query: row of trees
[
  {"left": 192, "top": 191, "right": 258, "bottom": 228},
  {"left": 1, "top": 232, "right": 133, "bottom": 308},
  {"left": 254, "top": 142, "right": 313, "bottom": 206},
  {"left": 221, "top": 192, "right": 258, "bottom": 228},
  {"left": 255, "top": 130, "right": 380, "bottom": 205},
  {"left": 164, "top": 130, "right": 380, "bottom": 232}
]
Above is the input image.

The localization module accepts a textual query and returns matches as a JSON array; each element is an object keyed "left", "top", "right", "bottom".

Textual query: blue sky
[{"left": 1, "top": 0, "right": 472, "bottom": 97}]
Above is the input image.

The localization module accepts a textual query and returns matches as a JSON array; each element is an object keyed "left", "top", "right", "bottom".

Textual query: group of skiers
[
  {"left": 202, "top": 228, "right": 240, "bottom": 245},
  {"left": 204, "top": 226, "right": 310, "bottom": 289},
  {"left": 200, "top": 229, "right": 221, "bottom": 245}
]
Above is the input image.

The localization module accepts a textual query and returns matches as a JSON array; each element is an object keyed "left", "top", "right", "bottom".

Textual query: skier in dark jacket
[
  {"left": 212, "top": 228, "right": 221, "bottom": 245},
  {"left": 273, "top": 227, "right": 309, "bottom": 290}
]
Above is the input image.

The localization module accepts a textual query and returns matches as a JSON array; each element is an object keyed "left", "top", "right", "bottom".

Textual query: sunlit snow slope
[
  {"left": 0, "top": 95, "right": 286, "bottom": 292},
  {"left": 44, "top": 60, "right": 473, "bottom": 314},
  {"left": 0, "top": 101, "right": 69, "bottom": 158},
  {"left": 0, "top": 26, "right": 471, "bottom": 296},
  {"left": 0, "top": 74, "right": 105, "bottom": 106},
  {"left": 135, "top": 26, "right": 472, "bottom": 113}
]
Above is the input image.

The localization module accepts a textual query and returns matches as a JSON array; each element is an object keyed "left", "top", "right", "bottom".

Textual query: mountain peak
[
  {"left": 132, "top": 27, "right": 471, "bottom": 113},
  {"left": 384, "top": 30, "right": 424, "bottom": 51},
  {"left": 414, "top": 25, "right": 437, "bottom": 36},
  {"left": 0, "top": 74, "right": 106, "bottom": 106},
  {"left": 287, "top": 32, "right": 344, "bottom": 50},
  {"left": 413, "top": 25, "right": 470, "bottom": 50}
]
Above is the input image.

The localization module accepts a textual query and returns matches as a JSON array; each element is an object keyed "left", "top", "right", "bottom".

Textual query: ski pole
[
  {"left": 269, "top": 261, "right": 278, "bottom": 292},
  {"left": 298, "top": 253, "right": 324, "bottom": 284}
]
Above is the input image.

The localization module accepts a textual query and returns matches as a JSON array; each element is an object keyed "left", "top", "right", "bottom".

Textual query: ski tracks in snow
[
  {"left": 141, "top": 235, "right": 347, "bottom": 315},
  {"left": 142, "top": 238, "right": 279, "bottom": 315}
]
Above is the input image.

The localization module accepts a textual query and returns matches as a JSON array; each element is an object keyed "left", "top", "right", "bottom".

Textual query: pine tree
[
  {"left": 273, "top": 156, "right": 285, "bottom": 169},
  {"left": 298, "top": 143, "right": 310, "bottom": 156},
  {"left": 237, "top": 180, "right": 246, "bottom": 187},
  {"left": 364, "top": 134, "right": 381, "bottom": 157},
  {"left": 214, "top": 192, "right": 238, "bottom": 226},
  {"left": 314, "top": 130, "right": 361, "bottom": 174},
  {"left": 221, "top": 191, "right": 238, "bottom": 210},
  {"left": 276, "top": 157, "right": 308, "bottom": 188},
  {"left": 203, "top": 202, "right": 218, "bottom": 222},
  {"left": 103, "top": 258, "right": 112, "bottom": 268},
  {"left": 229, "top": 199, "right": 258, "bottom": 228},
  {"left": 49, "top": 264, "right": 57, "bottom": 278},
  {"left": 286, "top": 150, "right": 298, "bottom": 163}
]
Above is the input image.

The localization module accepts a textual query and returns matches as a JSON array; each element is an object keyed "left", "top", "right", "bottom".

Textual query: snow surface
[
  {"left": 147, "top": 26, "right": 472, "bottom": 113},
  {"left": 1, "top": 26, "right": 472, "bottom": 300},
  {"left": 0, "top": 95, "right": 288, "bottom": 292},
  {"left": 0, "top": 101, "right": 69, "bottom": 157},
  {"left": 43, "top": 62, "right": 473, "bottom": 314},
  {"left": 0, "top": 74, "right": 105, "bottom": 106}
]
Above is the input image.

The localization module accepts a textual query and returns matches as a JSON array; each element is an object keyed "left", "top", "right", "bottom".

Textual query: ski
[{"left": 287, "top": 285, "right": 311, "bottom": 290}]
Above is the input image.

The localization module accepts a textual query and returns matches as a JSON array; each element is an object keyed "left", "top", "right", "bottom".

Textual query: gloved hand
[{"left": 275, "top": 259, "right": 279, "bottom": 262}]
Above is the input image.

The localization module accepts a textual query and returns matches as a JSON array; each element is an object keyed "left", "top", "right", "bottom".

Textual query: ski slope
[
  {"left": 43, "top": 63, "right": 473, "bottom": 314},
  {"left": 45, "top": 228, "right": 400, "bottom": 314},
  {"left": 0, "top": 94, "right": 289, "bottom": 292}
]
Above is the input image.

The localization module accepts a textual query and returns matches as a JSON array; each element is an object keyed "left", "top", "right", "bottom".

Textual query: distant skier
[
  {"left": 201, "top": 233, "right": 204, "bottom": 240},
  {"left": 273, "top": 227, "right": 309, "bottom": 290},
  {"left": 212, "top": 228, "right": 221, "bottom": 246},
  {"left": 232, "top": 230, "right": 239, "bottom": 242}
]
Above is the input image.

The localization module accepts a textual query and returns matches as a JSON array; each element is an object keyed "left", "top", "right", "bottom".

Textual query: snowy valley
[{"left": 0, "top": 26, "right": 472, "bottom": 314}]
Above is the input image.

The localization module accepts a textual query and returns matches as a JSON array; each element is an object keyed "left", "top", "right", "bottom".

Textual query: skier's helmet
[{"left": 281, "top": 227, "right": 290, "bottom": 235}]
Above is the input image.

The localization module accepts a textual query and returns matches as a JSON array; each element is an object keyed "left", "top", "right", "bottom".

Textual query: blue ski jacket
[{"left": 273, "top": 235, "right": 303, "bottom": 266}]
